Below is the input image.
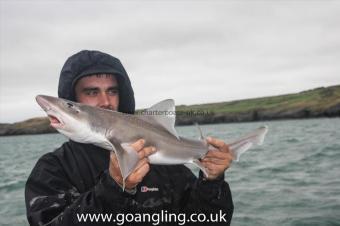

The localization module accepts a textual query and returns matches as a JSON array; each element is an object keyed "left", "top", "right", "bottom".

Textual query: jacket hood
[{"left": 58, "top": 50, "right": 135, "bottom": 114}]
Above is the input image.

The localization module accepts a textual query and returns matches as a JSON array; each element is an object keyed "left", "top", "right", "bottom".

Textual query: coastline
[{"left": 1, "top": 85, "right": 339, "bottom": 136}]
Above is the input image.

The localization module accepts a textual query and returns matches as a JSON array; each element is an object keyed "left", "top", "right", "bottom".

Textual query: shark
[{"left": 36, "top": 95, "right": 268, "bottom": 188}]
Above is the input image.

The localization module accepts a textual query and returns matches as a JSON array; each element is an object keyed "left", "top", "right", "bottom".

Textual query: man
[{"left": 25, "top": 50, "right": 234, "bottom": 225}]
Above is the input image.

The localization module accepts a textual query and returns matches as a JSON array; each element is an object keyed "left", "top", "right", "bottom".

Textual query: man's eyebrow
[
  {"left": 81, "top": 86, "right": 119, "bottom": 92},
  {"left": 107, "top": 86, "right": 119, "bottom": 90},
  {"left": 82, "top": 87, "right": 99, "bottom": 92}
]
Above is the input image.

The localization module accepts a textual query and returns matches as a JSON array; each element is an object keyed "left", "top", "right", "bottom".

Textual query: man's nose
[{"left": 98, "top": 93, "right": 111, "bottom": 109}]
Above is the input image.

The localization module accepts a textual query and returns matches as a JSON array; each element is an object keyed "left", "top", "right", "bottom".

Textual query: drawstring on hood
[{"left": 58, "top": 50, "right": 135, "bottom": 114}]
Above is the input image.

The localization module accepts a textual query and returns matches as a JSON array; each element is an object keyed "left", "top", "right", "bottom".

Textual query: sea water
[{"left": 0, "top": 118, "right": 339, "bottom": 226}]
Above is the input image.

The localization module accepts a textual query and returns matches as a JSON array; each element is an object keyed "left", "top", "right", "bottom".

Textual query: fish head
[{"left": 36, "top": 95, "right": 93, "bottom": 141}]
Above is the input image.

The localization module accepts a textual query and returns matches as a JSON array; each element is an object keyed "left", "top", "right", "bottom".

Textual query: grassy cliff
[
  {"left": 175, "top": 85, "right": 340, "bottom": 125},
  {"left": 0, "top": 117, "right": 56, "bottom": 136},
  {"left": 1, "top": 85, "right": 339, "bottom": 136}
]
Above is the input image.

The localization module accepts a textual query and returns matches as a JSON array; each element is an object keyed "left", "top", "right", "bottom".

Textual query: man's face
[{"left": 74, "top": 74, "right": 119, "bottom": 110}]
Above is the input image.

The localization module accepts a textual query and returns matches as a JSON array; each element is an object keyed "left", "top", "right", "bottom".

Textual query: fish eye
[{"left": 66, "top": 102, "right": 80, "bottom": 113}]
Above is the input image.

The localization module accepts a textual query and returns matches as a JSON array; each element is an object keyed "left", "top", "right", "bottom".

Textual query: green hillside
[
  {"left": 178, "top": 85, "right": 339, "bottom": 113},
  {"left": 174, "top": 85, "right": 340, "bottom": 125}
]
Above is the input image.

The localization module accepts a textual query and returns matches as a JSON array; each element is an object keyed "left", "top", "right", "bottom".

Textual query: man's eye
[
  {"left": 67, "top": 103, "right": 74, "bottom": 108},
  {"left": 108, "top": 89, "right": 119, "bottom": 95},
  {"left": 85, "top": 90, "right": 98, "bottom": 96}
]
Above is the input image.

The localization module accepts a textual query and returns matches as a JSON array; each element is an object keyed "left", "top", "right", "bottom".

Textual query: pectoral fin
[
  {"left": 192, "top": 159, "right": 209, "bottom": 178},
  {"left": 107, "top": 139, "right": 140, "bottom": 190}
]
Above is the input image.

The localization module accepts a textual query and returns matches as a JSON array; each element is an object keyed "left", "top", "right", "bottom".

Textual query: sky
[{"left": 0, "top": 1, "right": 339, "bottom": 123}]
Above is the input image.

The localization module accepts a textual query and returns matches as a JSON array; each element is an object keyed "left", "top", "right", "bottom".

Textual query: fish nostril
[{"left": 36, "top": 96, "right": 51, "bottom": 111}]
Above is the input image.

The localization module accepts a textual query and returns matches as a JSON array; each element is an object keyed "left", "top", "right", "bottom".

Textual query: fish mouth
[
  {"left": 47, "top": 114, "right": 64, "bottom": 128},
  {"left": 36, "top": 96, "right": 64, "bottom": 128}
]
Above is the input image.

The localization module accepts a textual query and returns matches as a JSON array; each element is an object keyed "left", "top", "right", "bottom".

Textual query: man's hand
[
  {"left": 201, "top": 137, "right": 233, "bottom": 180},
  {"left": 109, "top": 139, "right": 156, "bottom": 190}
]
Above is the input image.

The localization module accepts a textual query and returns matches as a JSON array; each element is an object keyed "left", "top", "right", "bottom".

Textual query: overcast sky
[{"left": 0, "top": 1, "right": 339, "bottom": 123}]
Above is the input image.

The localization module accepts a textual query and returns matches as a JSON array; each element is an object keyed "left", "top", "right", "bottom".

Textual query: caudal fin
[{"left": 228, "top": 126, "right": 268, "bottom": 161}]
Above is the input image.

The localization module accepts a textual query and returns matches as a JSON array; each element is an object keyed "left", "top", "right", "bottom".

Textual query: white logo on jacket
[{"left": 141, "top": 186, "right": 159, "bottom": 192}]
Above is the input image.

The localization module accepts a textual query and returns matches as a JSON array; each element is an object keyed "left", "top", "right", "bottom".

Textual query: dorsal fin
[
  {"left": 195, "top": 123, "right": 205, "bottom": 140},
  {"left": 140, "top": 99, "right": 179, "bottom": 139}
]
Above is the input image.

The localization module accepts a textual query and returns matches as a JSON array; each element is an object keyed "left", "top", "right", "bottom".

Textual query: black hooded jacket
[{"left": 25, "top": 50, "right": 234, "bottom": 225}]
